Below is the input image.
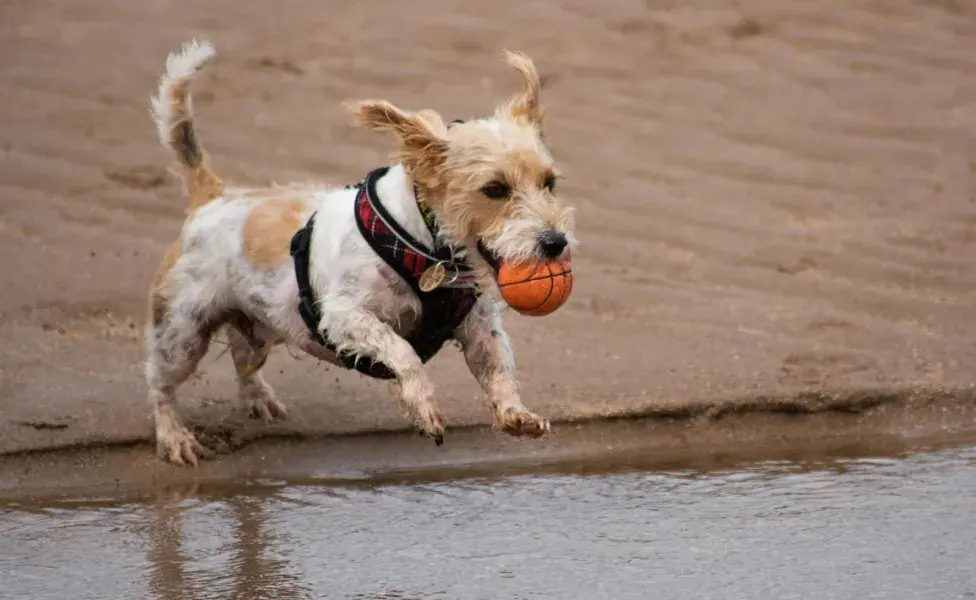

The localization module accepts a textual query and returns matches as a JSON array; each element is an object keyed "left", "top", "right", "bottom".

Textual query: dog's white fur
[{"left": 146, "top": 40, "right": 575, "bottom": 465}]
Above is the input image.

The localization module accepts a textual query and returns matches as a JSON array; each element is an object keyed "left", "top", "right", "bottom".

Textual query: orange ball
[{"left": 497, "top": 259, "right": 574, "bottom": 316}]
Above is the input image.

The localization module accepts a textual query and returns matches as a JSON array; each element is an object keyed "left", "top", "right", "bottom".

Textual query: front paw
[
  {"left": 409, "top": 402, "right": 446, "bottom": 446},
  {"left": 494, "top": 407, "right": 551, "bottom": 438}
]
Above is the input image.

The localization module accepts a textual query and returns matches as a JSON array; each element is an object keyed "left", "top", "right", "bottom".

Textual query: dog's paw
[
  {"left": 412, "top": 403, "right": 446, "bottom": 446},
  {"left": 156, "top": 425, "right": 212, "bottom": 467},
  {"left": 494, "top": 407, "right": 551, "bottom": 439},
  {"left": 242, "top": 383, "right": 287, "bottom": 422}
]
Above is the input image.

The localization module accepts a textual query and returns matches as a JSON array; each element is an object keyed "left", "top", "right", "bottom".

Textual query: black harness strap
[
  {"left": 290, "top": 213, "right": 324, "bottom": 348},
  {"left": 290, "top": 167, "right": 478, "bottom": 380}
]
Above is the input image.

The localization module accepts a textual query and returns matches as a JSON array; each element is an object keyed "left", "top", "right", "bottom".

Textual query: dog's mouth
[{"left": 476, "top": 240, "right": 503, "bottom": 275}]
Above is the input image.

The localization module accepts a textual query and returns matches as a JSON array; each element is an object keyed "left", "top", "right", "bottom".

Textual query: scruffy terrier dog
[{"left": 147, "top": 40, "right": 576, "bottom": 465}]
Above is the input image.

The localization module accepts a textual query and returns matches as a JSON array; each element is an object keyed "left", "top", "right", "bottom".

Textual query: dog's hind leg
[
  {"left": 225, "top": 320, "right": 286, "bottom": 422},
  {"left": 146, "top": 296, "right": 217, "bottom": 466}
]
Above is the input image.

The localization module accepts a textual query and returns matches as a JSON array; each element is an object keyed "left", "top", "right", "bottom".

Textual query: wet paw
[
  {"left": 495, "top": 407, "right": 551, "bottom": 439},
  {"left": 243, "top": 385, "right": 287, "bottom": 422},
  {"left": 156, "top": 425, "right": 212, "bottom": 467},
  {"left": 411, "top": 403, "right": 446, "bottom": 446}
]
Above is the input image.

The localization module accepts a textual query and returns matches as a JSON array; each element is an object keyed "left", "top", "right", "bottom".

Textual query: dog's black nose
[{"left": 538, "top": 230, "right": 568, "bottom": 259}]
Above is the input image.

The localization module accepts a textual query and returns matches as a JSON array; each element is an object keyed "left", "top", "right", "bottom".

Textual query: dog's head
[{"left": 353, "top": 50, "right": 576, "bottom": 292}]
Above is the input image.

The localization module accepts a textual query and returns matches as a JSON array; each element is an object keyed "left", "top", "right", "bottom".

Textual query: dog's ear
[
  {"left": 353, "top": 100, "right": 449, "bottom": 177},
  {"left": 502, "top": 50, "right": 545, "bottom": 126}
]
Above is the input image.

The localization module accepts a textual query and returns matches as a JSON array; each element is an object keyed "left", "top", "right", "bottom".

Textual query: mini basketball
[{"left": 497, "top": 259, "right": 574, "bottom": 316}]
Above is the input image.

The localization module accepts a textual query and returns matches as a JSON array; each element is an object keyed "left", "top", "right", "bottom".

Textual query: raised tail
[{"left": 150, "top": 39, "right": 223, "bottom": 210}]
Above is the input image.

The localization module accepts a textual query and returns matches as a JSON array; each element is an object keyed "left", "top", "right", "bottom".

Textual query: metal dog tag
[{"left": 419, "top": 261, "right": 447, "bottom": 292}]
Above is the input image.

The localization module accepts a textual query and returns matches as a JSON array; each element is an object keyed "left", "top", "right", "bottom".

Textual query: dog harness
[{"left": 289, "top": 166, "right": 478, "bottom": 380}]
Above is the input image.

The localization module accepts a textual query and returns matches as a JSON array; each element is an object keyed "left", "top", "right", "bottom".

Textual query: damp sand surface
[
  {"left": 3, "top": 439, "right": 976, "bottom": 600},
  {"left": 2, "top": 0, "right": 976, "bottom": 457}
]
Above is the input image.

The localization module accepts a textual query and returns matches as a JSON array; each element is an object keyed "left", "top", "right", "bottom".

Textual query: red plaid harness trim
[
  {"left": 291, "top": 166, "right": 479, "bottom": 381},
  {"left": 356, "top": 188, "right": 430, "bottom": 279}
]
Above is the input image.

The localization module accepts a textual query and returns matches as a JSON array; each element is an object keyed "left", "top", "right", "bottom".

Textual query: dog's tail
[{"left": 150, "top": 39, "right": 223, "bottom": 210}]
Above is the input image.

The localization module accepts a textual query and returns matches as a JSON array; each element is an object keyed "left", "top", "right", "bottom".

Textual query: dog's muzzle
[{"left": 537, "top": 229, "right": 568, "bottom": 260}]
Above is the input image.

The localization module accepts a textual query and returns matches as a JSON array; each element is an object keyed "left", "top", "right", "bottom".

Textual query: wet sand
[
  {"left": 2, "top": 0, "right": 976, "bottom": 487},
  {"left": 3, "top": 388, "right": 975, "bottom": 502}
]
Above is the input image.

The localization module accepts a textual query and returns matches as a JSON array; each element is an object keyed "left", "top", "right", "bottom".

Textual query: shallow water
[{"left": 3, "top": 446, "right": 976, "bottom": 600}]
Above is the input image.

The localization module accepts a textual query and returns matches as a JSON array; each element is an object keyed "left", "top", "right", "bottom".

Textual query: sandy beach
[{"left": 2, "top": 0, "right": 975, "bottom": 494}]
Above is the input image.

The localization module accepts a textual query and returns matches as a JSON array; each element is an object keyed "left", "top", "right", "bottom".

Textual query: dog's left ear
[
  {"left": 502, "top": 50, "right": 546, "bottom": 126},
  {"left": 353, "top": 100, "right": 450, "bottom": 178}
]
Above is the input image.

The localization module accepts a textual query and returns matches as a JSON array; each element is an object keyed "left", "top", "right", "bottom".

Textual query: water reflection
[
  {"left": 3, "top": 447, "right": 975, "bottom": 600},
  {"left": 146, "top": 491, "right": 190, "bottom": 600},
  {"left": 144, "top": 484, "right": 312, "bottom": 600}
]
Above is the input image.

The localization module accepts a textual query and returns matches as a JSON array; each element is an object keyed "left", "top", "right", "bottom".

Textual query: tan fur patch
[
  {"left": 149, "top": 236, "right": 184, "bottom": 327},
  {"left": 185, "top": 152, "right": 224, "bottom": 210},
  {"left": 242, "top": 197, "right": 312, "bottom": 271}
]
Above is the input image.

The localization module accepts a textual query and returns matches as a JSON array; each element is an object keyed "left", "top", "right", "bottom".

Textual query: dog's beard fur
[{"left": 354, "top": 51, "right": 577, "bottom": 295}]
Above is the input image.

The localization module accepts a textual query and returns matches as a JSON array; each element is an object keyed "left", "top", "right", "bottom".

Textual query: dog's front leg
[
  {"left": 456, "top": 300, "right": 550, "bottom": 438},
  {"left": 320, "top": 306, "right": 445, "bottom": 444}
]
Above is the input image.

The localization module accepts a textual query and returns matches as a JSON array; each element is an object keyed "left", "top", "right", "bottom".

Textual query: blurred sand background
[{"left": 1, "top": 0, "right": 975, "bottom": 482}]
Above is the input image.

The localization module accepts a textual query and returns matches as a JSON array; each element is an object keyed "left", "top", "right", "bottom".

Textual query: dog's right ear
[
  {"left": 502, "top": 50, "right": 545, "bottom": 127},
  {"left": 352, "top": 100, "right": 449, "bottom": 178}
]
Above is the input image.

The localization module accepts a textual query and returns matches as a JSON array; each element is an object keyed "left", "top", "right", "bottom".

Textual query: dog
[{"left": 146, "top": 40, "right": 576, "bottom": 465}]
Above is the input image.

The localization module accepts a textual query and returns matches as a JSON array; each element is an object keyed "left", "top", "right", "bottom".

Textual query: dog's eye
[
  {"left": 482, "top": 182, "right": 511, "bottom": 200},
  {"left": 543, "top": 173, "right": 556, "bottom": 192}
]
